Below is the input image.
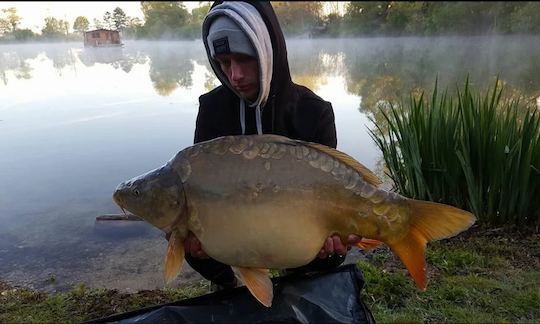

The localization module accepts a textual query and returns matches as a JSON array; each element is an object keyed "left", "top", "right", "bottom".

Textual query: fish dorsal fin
[
  {"left": 164, "top": 231, "right": 185, "bottom": 284},
  {"left": 304, "top": 142, "right": 383, "bottom": 186},
  {"left": 235, "top": 267, "right": 273, "bottom": 307}
]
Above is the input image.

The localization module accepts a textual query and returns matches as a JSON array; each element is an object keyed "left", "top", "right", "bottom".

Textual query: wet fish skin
[{"left": 113, "top": 134, "right": 476, "bottom": 307}]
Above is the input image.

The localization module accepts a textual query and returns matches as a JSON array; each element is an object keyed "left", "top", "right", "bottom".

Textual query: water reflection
[
  {"left": 333, "top": 36, "right": 540, "bottom": 119},
  {"left": 0, "top": 44, "right": 41, "bottom": 84},
  {"left": 78, "top": 47, "right": 139, "bottom": 74},
  {"left": 1, "top": 37, "right": 539, "bottom": 292},
  {"left": 149, "top": 51, "right": 194, "bottom": 96},
  {"left": 285, "top": 37, "right": 540, "bottom": 129}
]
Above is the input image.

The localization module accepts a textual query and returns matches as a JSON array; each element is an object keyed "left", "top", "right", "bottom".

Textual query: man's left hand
[{"left": 317, "top": 234, "right": 362, "bottom": 259}]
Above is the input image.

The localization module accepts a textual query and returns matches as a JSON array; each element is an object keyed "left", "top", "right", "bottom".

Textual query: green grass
[
  {"left": 358, "top": 230, "right": 540, "bottom": 323},
  {"left": 369, "top": 77, "right": 540, "bottom": 227},
  {"left": 0, "top": 281, "right": 209, "bottom": 323}
]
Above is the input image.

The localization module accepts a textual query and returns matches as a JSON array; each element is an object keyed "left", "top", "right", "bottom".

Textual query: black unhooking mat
[{"left": 85, "top": 264, "right": 375, "bottom": 323}]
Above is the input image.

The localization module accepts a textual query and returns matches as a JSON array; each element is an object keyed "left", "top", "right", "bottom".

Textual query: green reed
[{"left": 370, "top": 78, "right": 540, "bottom": 227}]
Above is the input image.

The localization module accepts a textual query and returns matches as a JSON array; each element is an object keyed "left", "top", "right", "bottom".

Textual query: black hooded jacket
[{"left": 194, "top": 1, "right": 337, "bottom": 149}]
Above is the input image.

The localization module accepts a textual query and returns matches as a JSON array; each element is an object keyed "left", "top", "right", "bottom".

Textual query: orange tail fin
[{"left": 388, "top": 200, "right": 475, "bottom": 290}]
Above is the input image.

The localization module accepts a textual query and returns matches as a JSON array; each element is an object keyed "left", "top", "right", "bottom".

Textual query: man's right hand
[{"left": 165, "top": 231, "right": 209, "bottom": 259}]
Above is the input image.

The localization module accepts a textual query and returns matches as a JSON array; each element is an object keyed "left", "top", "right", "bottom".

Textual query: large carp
[{"left": 113, "top": 134, "right": 475, "bottom": 307}]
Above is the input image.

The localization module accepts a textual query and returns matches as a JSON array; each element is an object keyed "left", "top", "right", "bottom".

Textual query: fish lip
[{"left": 112, "top": 192, "right": 127, "bottom": 215}]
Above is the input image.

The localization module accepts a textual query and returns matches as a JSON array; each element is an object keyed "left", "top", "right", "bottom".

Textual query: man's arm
[
  {"left": 314, "top": 102, "right": 337, "bottom": 148},
  {"left": 194, "top": 105, "right": 213, "bottom": 144}
]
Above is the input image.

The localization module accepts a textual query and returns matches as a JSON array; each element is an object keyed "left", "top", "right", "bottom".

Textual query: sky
[
  {"left": 1, "top": 2, "right": 347, "bottom": 33},
  {"left": 0, "top": 1, "right": 202, "bottom": 32}
]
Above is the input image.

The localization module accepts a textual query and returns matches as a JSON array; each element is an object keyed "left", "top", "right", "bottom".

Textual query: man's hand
[
  {"left": 317, "top": 234, "right": 362, "bottom": 259},
  {"left": 165, "top": 231, "right": 209, "bottom": 259}
]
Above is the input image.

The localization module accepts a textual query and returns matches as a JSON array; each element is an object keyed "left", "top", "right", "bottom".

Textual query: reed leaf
[{"left": 370, "top": 78, "right": 540, "bottom": 227}]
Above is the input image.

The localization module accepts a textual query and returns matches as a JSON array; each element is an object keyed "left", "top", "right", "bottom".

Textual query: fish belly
[{"left": 190, "top": 192, "right": 333, "bottom": 269}]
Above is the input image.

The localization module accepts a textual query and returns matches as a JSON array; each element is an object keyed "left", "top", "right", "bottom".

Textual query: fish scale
[{"left": 195, "top": 135, "right": 376, "bottom": 197}]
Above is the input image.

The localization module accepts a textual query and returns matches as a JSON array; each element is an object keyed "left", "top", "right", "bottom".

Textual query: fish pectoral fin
[
  {"left": 236, "top": 267, "right": 273, "bottom": 307},
  {"left": 164, "top": 231, "right": 185, "bottom": 284},
  {"left": 356, "top": 238, "right": 383, "bottom": 251}
]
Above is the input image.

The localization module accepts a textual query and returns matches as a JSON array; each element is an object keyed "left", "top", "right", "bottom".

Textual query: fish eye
[{"left": 133, "top": 189, "right": 140, "bottom": 197}]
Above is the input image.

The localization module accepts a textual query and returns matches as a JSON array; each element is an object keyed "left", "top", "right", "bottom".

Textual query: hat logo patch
[{"left": 213, "top": 37, "right": 230, "bottom": 55}]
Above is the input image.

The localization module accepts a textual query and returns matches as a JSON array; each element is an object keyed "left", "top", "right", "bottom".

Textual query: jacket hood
[
  {"left": 203, "top": 2, "right": 272, "bottom": 111},
  {"left": 203, "top": 1, "right": 293, "bottom": 106}
]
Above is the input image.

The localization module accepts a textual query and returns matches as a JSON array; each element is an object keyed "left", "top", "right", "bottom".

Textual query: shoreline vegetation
[
  {"left": 1, "top": 2, "right": 540, "bottom": 43},
  {"left": 370, "top": 78, "right": 540, "bottom": 228},
  {"left": 1, "top": 226, "right": 538, "bottom": 323}
]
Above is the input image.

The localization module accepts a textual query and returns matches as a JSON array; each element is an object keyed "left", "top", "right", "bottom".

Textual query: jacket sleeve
[
  {"left": 314, "top": 102, "right": 337, "bottom": 148},
  {"left": 194, "top": 97, "right": 218, "bottom": 144},
  {"left": 295, "top": 86, "right": 338, "bottom": 148},
  {"left": 193, "top": 107, "right": 206, "bottom": 144}
]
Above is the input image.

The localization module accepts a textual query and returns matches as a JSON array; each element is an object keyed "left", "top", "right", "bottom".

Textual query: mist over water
[{"left": 1, "top": 36, "right": 539, "bottom": 292}]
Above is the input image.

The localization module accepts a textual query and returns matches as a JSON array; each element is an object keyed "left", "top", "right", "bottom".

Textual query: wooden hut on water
[{"left": 84, "top": 29, "right": 123, "bottom": 47}]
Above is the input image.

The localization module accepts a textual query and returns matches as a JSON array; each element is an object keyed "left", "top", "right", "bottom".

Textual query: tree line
[{"left": 1, "top": 2, "right": 539, "bottom": 42}]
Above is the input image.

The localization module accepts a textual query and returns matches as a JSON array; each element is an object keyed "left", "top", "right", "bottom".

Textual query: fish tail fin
[
  {"left": 164, "top": 230, "right": 185, "bottom": 284},
  {"left": 388, "top": 200, "right": 476, "bottom": 290}
]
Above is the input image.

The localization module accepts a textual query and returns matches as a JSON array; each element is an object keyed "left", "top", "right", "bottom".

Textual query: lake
[{"left": 1, "top": 36, "right": 539, "bottom": 292}]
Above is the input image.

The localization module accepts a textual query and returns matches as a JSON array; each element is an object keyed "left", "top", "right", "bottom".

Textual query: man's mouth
[{"left": 236, "top": 85, "right": 251, "bottom": 92}]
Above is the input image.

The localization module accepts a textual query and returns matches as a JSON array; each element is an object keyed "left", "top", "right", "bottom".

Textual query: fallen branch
[{"left": 96, "top": 214, "right": 142, "bottom": 221}]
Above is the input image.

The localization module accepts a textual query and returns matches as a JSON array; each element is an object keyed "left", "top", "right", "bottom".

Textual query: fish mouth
[{"left": 112, "top": 192, "right": 127, "bottom": 215}]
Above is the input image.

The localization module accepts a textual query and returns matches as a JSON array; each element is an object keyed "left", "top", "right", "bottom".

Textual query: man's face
[{"left": 214, "top": 53, "right": 259, "bottom": 101}]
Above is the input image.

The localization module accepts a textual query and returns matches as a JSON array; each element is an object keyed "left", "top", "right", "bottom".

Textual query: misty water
[{"left": 1, "top": 36, "right": 539, "bottom": 293}]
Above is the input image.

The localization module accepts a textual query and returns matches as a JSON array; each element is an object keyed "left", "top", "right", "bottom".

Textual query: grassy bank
[
  {"left": 0, "top": 280, "right": 209, "bottom": 323},
  {"left": 1, "top": 228, "right": 538, "bottom": 323},
  {"left": 359, "top": 226, "right": 539, "bottom": 322}
]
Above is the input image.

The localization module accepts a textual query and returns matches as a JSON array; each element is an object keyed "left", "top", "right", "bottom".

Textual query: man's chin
[{"left": 240, "top": 93, "right": 257, "bottom": 102}]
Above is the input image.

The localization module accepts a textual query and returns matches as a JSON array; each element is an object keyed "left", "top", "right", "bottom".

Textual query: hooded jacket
[{"left": 195, "top": 1, "right": 337, "bottom": 149}]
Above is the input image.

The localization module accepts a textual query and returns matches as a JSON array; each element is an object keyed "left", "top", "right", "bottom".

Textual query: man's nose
[{"left": 230, "top": 60, "right": 244, "bottom": 81}]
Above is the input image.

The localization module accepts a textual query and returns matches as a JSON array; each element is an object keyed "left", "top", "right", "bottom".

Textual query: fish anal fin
[
  {"left": 356, "top": 238, "right": 383, "bottom": 251},
  {"left": 236, "top": 267, "right": 273, "bottom": 307},
  {"left": 304, "top": 142, "right": 382, "bottom": 186},
  {"left": 164, "top": 231, "right": 185, "bottom": 284}
]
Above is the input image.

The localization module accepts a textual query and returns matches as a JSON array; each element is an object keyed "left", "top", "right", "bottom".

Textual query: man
[{"left": 184, "top": 1, "right": 361, "bottom": 290}]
